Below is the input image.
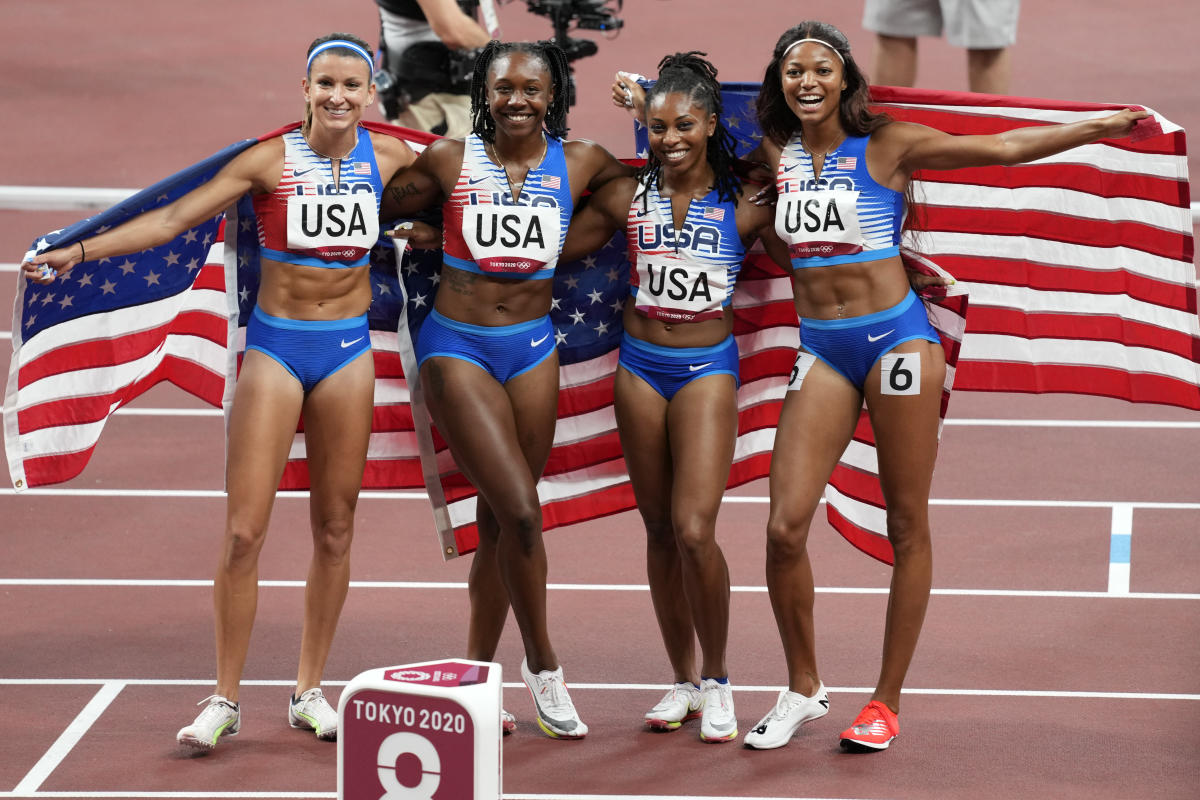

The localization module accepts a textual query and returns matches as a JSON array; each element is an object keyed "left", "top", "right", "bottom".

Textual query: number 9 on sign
[
  {"left": 377, "top": 732, "right": 440, "bottom": 800},
  {"left": 880, "top": 351, "right": 921, "bottom": 396}
]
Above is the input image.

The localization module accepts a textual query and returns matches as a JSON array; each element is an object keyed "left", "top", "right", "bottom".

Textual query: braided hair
[
  {"left": 469, "top": 41, "right": 571, "bottom": 142},
  {"left": 637, "top": 52, "right": 742, "bottom": 208},
  {"left": 755, "top": 21, "right": 888, "bottom": 147}
]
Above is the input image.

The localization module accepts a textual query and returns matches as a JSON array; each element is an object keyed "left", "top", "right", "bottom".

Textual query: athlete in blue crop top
[
  {"left": 734, "top": 21, "right": 1148, "bottom": 753},
  {"left": 26, "top": 33, "right": 423, "bottom": 754},
  {"left": 378, "top": 40, "right": 635, "bottom": 740},
  {"left": 572, "top": 52, "right": 791, "bottom": 742}
]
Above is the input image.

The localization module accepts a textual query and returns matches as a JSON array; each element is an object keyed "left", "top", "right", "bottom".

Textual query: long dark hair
[
  {"left": 756, "top": 21, "right": 889, "bottom": 146},
  {"left": 469, "top": 40, "right": 571, "bottom": 142},
  {"left": 638, "top": 51, "right": 742, "bottom": 207}
]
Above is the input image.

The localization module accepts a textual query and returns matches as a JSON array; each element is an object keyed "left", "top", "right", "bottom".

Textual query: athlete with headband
[
  {"left": 24, "top": 32, "right": 421, "bottom": 753},
  {"left": 739, "top": 21, "right": 1146, "bottom": 752}
]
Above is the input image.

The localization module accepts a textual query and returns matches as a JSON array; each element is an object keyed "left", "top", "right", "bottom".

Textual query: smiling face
[
  {"left": 646, "top": 91, "right": 716, "bottom": 175},
  {"left": 303, "top": 52, "right": 375, "bottom": 133},
  {"left": 779, "top": 40, "right": 847, "bottom": 124},
  {"left": 486, "top": 52, "right": 554, "bottom": 138}
]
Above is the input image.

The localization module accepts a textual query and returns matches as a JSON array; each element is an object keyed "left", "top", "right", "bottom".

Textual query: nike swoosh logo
[
  {"left": 867, "top": 329, "right": 895, "bottom": 343},
  {"left": 293, "top": 168, "right": 316, "bottom": 177},
  {"left": 688, "top": 362, "right": 715, "bottom": 372},
  {"left": 340, "top": 336, "right": 365, "bottom": 348},
  {"left": 468, "top": 176, "right": 489, "bottom": 185},
  {"left": 530, "top": 333, "right": 550, "bottom": 347},
  {"left": 782, "top": 163, "right": 801, "bottom": 173}
]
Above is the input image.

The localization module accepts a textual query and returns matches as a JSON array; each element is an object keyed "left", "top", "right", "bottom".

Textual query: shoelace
[
  {"left": 194, "top": 695, "right": 237, "bottom": 722},
  {"left": 537, "top": 674, "right": 575, "bottom": 714},
  {"left": 706, "top": 683, "right": 731, "bottom": 712},
  {"left": 767, "top": 691, "right": 804, "bottom": 722}
]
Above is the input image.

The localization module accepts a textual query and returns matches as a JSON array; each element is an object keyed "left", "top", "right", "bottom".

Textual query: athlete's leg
[
  {"left": 292, "top": 350, "right": 375, "bottom": 694},
  {"left": 765, "top": 357, "right": 862, "bottom": 695},
  {"left": 966, "top": 48, "right": 1010, "bottom": 94},
  {"left": 666, "top": 374, "right": 738, "bottom": 679},
  {"left": 216, "top": 350, "right": 306, "bottom": 701},
  {"left": 872, "top": 34, "right": 919, "bottom": 87},
  {"left": 614, "top": 366, "right": 697, "bottom": 684},
  {"left": 466, "top": 498, "right": 511, "bottom": 661},
  {"left": 861, "top": 339, "right": 945, "bottom": 713},
  {"left": 421, "top": 352, "right": 560, "bottom": 671}
]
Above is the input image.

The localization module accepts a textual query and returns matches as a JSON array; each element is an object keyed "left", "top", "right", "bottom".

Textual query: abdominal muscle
[
  {"left": 256, "top": 259, "right": 373, "bottom": 320},
  {"left": 790, "top": 253, "right": 912, "bottom": 320},
  {"left": 432, "top": 263, "right": 556, "bottom": 326}
]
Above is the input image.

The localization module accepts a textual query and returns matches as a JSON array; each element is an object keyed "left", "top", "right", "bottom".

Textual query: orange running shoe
[{"left": 839, "top": 700, "right": 899, "bottom": 751}]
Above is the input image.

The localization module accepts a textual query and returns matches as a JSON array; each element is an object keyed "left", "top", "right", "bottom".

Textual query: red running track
[{"left": 2, "top": 1, "right": 1199, "bottom": 798}]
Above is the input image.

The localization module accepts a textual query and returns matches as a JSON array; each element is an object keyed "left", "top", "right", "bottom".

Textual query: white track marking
[{"left": 13, "top": 682, "right": 123, "bottom": 793}]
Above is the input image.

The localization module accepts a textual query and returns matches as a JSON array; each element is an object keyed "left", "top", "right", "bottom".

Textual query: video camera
[{"left": 524, "top": 0, "right": 624, "bottom": 63}]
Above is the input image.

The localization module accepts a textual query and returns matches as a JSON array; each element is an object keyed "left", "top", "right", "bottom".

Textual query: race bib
[
  {"left": 286, "top": 193, "right": 378, "bottom": 257},
  {"left": 775, "top": 189, "right": 863, "bottom": 259},
  {"left": 463, "top": 204, "right": 561, "bottom": 274},
  {"left": 633, "top": 252, "right": 728, "bottom": 323}
]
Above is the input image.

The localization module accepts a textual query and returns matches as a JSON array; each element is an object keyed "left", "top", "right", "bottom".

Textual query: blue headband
[{"left": 306, "top": 40, "right": 374, "bottom": 74}]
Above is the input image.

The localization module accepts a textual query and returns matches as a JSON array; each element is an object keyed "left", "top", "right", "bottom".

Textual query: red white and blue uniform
[
  {"left": 776, "top": 131, "right": 937, "bottom": 389},
  {"left": 252, "top": 126, "right": 383, "bottom": 269},
  {"left": 244, "top": 126, "right": 381, "bottom": 391},
  {"left": 617, "top": 179, "right": 744, "bottom": 399},
  {"left": 774, "top": 132, "right": 903, "bottom": 269},
  {"left": 416, "top": 133, "right": 573, "bottom": 382},
  {"left": 440, "top": 133, "right": 573, "bottom": 280}
]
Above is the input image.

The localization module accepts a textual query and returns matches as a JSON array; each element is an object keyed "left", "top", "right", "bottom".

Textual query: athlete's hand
[
  {"left": 21, "top": 242, "right": 84, "bottom": 284},
  {"left": 612, "top": 71, "right": 646, "bottom": 119},
  {"left": 387, "top": 220, "right": 442, "bottom": 250},
  {"left": 1099, "top": 108, "right": 1152, "bottom": 141}
]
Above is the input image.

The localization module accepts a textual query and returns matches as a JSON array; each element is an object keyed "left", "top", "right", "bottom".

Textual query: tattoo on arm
[{"left": 389, "top": 182, "right": 422, "bottom": 204}]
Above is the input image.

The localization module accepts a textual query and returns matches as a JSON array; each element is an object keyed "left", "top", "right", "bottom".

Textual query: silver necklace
[
  {"left": 488, "top": 133, "right": 547, "bottom": 192},
  {"left": 304, "top": 132, "right": 356, "bottom": 161},
  {"left": 803, "top": 134, "right": 845, "bottom": 162}
]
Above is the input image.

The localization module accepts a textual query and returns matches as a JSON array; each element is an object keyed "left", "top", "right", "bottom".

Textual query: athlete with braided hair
[
  {"left": 564, "top": 51, "right": 788, "bottom": 741},
  {"left": 380, "top": 39, "right": 632, "bottom": 739}
]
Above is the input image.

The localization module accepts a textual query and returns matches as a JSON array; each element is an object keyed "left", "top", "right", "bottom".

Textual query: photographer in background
[{"left": 375, "top": 0, "right": 492, "bottom": 136}]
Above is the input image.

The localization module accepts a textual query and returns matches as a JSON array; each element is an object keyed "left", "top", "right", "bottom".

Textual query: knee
[
  {"left": 312, "top": 513, "right": 355, "bottom": 564},
  {"left": 222, "top": 521, "right": 268, "bottom": 570},
  {"left": 885, "top": 508, "right": 930, "bottom": 562},
  {"left": 499, "top": 499, "right": 543, "bottom": 554},
  {"left": 765, "top": 514, "right": 812, "bottom": 564},
  {"left": 672, "top": 513, "right": 716, "bottom": 562},
  {"left": 642, "top": 515, "right": 675, "bottom": 553}
]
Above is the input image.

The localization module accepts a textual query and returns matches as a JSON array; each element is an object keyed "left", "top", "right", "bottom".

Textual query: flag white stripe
[
  {"left": 969, "top": 283, "right": 1200, "bottom": 334},
  {"left": 961, "top": 334, "right": 1200, "bottom": 382}
]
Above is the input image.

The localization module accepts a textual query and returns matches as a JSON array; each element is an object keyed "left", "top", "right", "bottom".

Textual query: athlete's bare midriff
[
  {"left": 432, "top": 263, "right": 556, "bottom": 326},
  {"left": 256, "top": 259, "right": 373, "bottom": 319},
  {"left": 790, "top": 253, "right": 912, "bottom": 320}
]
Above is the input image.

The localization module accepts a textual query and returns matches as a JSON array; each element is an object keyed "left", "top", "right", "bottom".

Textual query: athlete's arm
[
  {"left": 565, "top": 139, "right": 637, "bottom": 197},
  {"left": 23, "top": 139, "right": 282, "bottom": 283},
  {"left": 560, "top": 176, "right": 635, "bottom": 263},
  {"left": 876, "top": 109, "right": 1149, "bottom": 185},
  {"left": 379, "top": 138, "right": 460, "bottom": 223}
]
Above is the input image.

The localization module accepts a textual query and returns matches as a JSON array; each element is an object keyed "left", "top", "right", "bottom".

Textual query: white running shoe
[
  {"left": 520, "top": 658, "right": 588, "bottom": 739},
  {"left": 699, "top": 678, "right": 737, "bottom": 743},
  {"left": 501, "top": 708, "right": 516, "bottom": 735},
  {"left": 644, "top": 682, "right": 704, "bottom": 731},
  {"left": 176, "top": 695, "right": 240, "bottom": 752},
  {"left": 743, "top": 683, "right": 830, "bottom": 750},
  {"left": 288, "top": 687, "right": 338, "bottom": 741}
]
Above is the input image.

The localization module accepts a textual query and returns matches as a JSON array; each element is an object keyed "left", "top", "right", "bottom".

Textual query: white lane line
[
  {"left": 13, "top": 682, "right": 124, "bottom": 793},
  {"left": 3, "top": 487, "right": 1199, "bottom": 511},
  {"left": 0, "top": 678, "right": 1196, "bottom": 702},
  {"left": 1, "top": 577, "right": 1196, "bottom": 600},
  {"left": 1108, "top": 503, "right": 1134, "bottom": 594}
]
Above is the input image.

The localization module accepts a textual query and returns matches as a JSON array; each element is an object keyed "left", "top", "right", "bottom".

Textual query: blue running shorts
[
  {"left": 244, "top": 305, "right": 371, "bottom": 392},
  {"left": 798, "top": 289, "right": 939, "bottom": 389},
  {"left": 416, "top": 309, "right": 556, "bottom": 384},
  {"left": 617, "top": 332, "right": 739, "bottom": 400}
]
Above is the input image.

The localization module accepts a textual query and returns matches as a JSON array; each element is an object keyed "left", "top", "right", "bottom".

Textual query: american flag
[{"left": 7, "top": 87, "right": 1197, "bottom": 567}]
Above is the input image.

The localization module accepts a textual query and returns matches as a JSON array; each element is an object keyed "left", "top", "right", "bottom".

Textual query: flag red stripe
[
  {"left": 17, "top": 311, "right": 226, "bottom": 386},
  {"left": 930, "top": 255, "right": 1197, "bottom": 313},
  {"left": 920, "top": 164, "right": 1189, "bottom": 207},
  {"left": 826, "top": 505, "right": 893, "bottom": 565},
  {"left": 965, "top": 307, "right": 1200, "bottom": 359},
  {"left": 916, "top": 206, "right": 1190, "bottom": 262},
  {"left": 954, "top": 362, "right": 1200, "bottom": 408}
]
